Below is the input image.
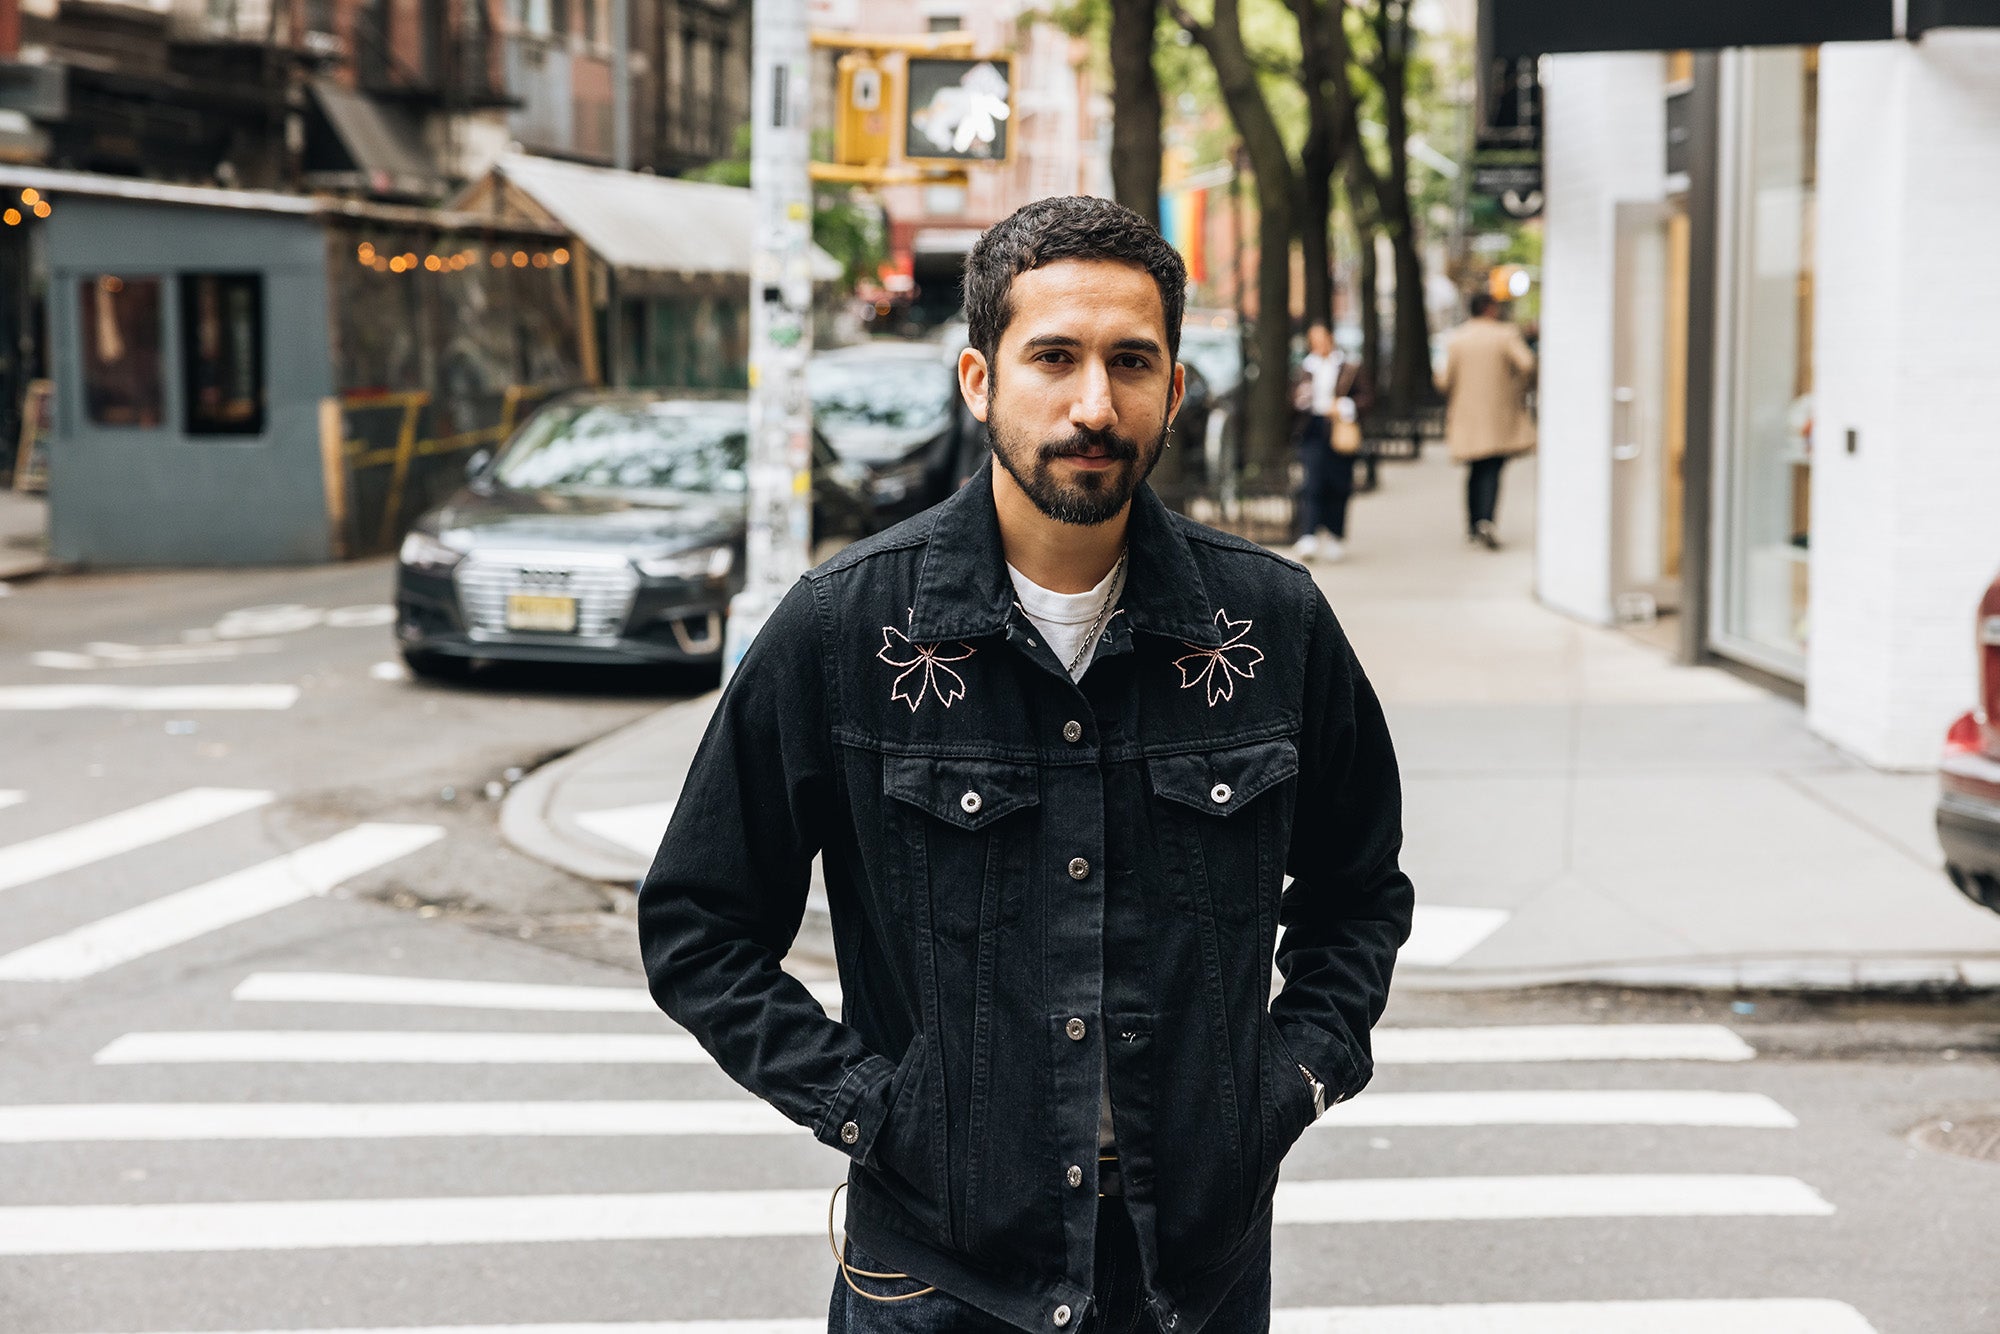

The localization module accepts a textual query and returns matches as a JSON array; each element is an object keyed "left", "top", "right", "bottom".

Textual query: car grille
[{"left": 454, "top": 554, "right": 639, "bottom": 639}]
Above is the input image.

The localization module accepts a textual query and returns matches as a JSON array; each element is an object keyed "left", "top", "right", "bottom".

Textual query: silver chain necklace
[{"left": 1067, "top": 550, "right": 1129, "bottom": 677}]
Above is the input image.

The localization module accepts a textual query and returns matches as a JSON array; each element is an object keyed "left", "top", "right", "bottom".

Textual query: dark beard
[{"left": 986, "top": 413, "right": 1166, "bottom": 527}]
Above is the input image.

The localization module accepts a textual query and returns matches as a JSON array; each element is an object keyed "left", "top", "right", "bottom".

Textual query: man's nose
[{"left": 1070, "top": 360, "right": 1116, "bottom": 431}]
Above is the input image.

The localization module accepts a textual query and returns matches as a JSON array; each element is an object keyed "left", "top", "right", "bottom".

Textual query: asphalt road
[{"left": 1, "top": 560, "right": 1997, "bottom": 1334}]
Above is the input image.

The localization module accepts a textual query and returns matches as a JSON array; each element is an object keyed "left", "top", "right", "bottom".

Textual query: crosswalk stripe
[
  {"left": 0, "top": 1175, "right": 1834, "bottom": 1254},
  {"left": 0, "top": 790, "right": 23, "bottom": 813},
  {"left": 92, "top": 1023, "right": 1750, "bottom": 1066},
  {"left": 0, "top": 1102, "right": 803, "bottom": 1141},
  {"left": 94, "top": 1031, "right": 711, "bottom": 1064},
  {"left": 0, "top": 823, "right": 445, "bottom": 981},
  {"left": 0, "top": 788, "right": 273, "bottom": 895},
  {"left": 64, "top": 1304, "right": 1886, "bottom": 1334},
  {"left": 1400, "top": 905, "right": 1510, "bottom": 967},
  {"left": 1315, "top": 1090, "right": 1797, "bottom": 1129},
  {"left": 0, "top": 685, "right": 301, "bottom": 710},
  {"left": 229, "top": 971, "right": 843, "bottom": 1014},
  {"left": 1375, "top": 1025, "right": 1755, "bottom": 1064}
]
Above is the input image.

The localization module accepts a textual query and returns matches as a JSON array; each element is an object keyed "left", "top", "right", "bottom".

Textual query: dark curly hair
[{"left": 961, "top": 196, "right": 1188, "bottom": 366}]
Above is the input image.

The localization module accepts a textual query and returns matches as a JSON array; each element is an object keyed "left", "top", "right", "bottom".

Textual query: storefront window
[
  {"left": 181, "top": 274, "right": 265, "bottom": 435},
  {"left": 79, "top": 275, "right": 164, "bottom": 428},
  {"left": 1715, "top": 47, "right": 1816, "bottom": 677}
]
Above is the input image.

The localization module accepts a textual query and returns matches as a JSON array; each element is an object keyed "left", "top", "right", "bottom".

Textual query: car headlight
[
  {"left": 636, "top": 545, "right": 735, "bottom": 580},
  {"left": 399, "top": 530, "right": 465, "bottom": 573}
]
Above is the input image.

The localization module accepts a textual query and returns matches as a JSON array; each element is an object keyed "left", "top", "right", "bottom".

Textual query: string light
[
  {"left": 1, "top": 209, "right": 17, "bottom": 227},
  {"left": 531, "top": 253, "right": 549, "bottom": 269},
  {"left": 372, "top": 257, "right": 389, "bottom": 272},
  {"left": 490, "top": 252, "right": 505, "bottom": 268},
  {"left": 553, "top": 248, "right": 570, "bottom": 265},
  {"left": 511, "top": 251, "right": 528, "bottom": 267},
  {"left": 20, "top": 188, "right": 40, "bottom": 206},
  {"left": 423, "top": 255, "right": 442, "bottom": 272},
  {"left": 31, "top": 201, "right": 49, "bottom": 219},
  {"left": 388, "top": 256, "right": 406, "bottom": 273},
  {"left": 357, "top": 242, "right": 376, "bottom": 263}
]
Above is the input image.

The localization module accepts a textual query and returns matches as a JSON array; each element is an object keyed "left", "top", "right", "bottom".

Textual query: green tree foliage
[{"left": 684, "top": 127, "right": 887, "bottom": 295}]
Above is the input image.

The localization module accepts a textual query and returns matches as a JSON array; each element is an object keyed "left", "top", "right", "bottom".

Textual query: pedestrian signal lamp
[
  {"left": 1488, "top": 265, "right": 1532, "bottom": 302},
  {"left": 835, "top": 54, "right": 894, "bottom": 167},
  {"left": 903, "top": 57, "right": 1013, "bottom": 164}
]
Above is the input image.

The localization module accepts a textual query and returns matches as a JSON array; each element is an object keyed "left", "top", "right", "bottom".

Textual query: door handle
[{"left": 1612, "top": 387, "right": 1640, "bottom": 461}]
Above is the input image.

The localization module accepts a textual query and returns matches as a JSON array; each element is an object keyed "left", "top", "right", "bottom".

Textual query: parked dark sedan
[
  {"left": 393, "top": 391, "right": 874, "bottom": 679},
  {"left": 808, "top": 341, "right": 972, "bottom": 524},
  {"left": 1939, "top": 569, "right": 2000, "bottom": 915}
]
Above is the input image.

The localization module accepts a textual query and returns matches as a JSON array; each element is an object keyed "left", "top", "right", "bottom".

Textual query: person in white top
[{"left": 1290, "top": 321, "right": 1358, "bottom": 561}]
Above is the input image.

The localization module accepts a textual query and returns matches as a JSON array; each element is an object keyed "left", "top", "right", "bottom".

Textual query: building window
[
  {"left": 927, "top": 15, "right": 961, "bottom": 31},
  {"left": 1714, "top": 46, "right": 1816, "bottom": 677},
  {"left": 78, "top": 276, "right": 164, "bottom": 429},
  {"left": 181, "top": 274, "right": 265, "bottom": 436}
]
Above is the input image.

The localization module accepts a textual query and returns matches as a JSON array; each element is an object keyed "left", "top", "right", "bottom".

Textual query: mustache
[{"left": 1039, "top": 428, "right": 1141, "bottom": 462}]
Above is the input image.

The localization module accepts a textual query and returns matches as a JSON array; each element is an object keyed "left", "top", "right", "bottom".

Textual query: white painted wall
[
  {"left": 1809, "top": 34, "right": 2000, "bottom": 769},
  {"left": 1535, "top": 54, "right": 1668, "bottom": 625}
]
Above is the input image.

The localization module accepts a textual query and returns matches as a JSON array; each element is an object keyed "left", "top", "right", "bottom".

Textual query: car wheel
[{"left": 401, "top": 648, "right": 474, "bottom": 681}]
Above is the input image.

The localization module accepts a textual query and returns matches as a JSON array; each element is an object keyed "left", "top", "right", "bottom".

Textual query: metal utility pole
[{"left": 724, "top": 0, "right": 816, "bottom": 683}]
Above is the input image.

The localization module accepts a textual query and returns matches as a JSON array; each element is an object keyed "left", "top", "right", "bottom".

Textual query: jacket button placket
[{"left": 1045, "top": 713, "right": 1106, "bottom": 1298}]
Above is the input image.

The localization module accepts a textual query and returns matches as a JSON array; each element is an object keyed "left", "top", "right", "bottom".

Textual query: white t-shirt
[
  {"left": 1006, "top": 558, "right": 1125, "bottom": 1161},
  {"left": 1301, "top": 350, "right": 1341, "bottom": 417},
  {"left": 1007, "top": 559, "right": 1123, "bottom": 682}
]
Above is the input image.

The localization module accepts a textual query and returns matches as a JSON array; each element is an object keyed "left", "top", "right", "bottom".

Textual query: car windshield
[
  {"left": 809, "top": 356, "right": 954, "bottom": 433},
  {"left": 1178, "top": 329, "right": 1242, "bottom": 389},
  {"left": 492, "top": 401, "right": 748, "bottom": 497}
]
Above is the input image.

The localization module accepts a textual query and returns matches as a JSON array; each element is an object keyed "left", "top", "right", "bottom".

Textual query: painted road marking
[
  {"left": 0, "top": 685, "right": 301, "bottom": 710},
  {"left": 0, "top": 1176, "right": 1833, "bottom": 1254},
  {"left": 229, "top": 971, "right": 844, "bottom": 1014},
  {"left": 1401, "top": 905, "right": 1510, "bottom": 967},
  {"left": 574, "top": 802, "right": 677, "bottom": 859},
  {"left": 0, "top": 824, "right": 444, "bottom": 981},
  {"left": 1376, "top": 1025, "right": 1756, "bottom": 1064},
  {"left": 0, "top": 788, "right": 273, "bottom": 895},
  {"left": 0, "top": 1101, "right": 801, "bottom": 1142},
  {"left": 74, "top": 1304, "right": 1882, "bottom": 1334},
  {"left": 0, "top": 791, "right": 23, "bottom": 813},
  {"left": 1318, "top": 1090, "right": 1796, "bottom": 1129},
  {"left": 95, "top": 1031, "right": 711, "bottom": 1065}
]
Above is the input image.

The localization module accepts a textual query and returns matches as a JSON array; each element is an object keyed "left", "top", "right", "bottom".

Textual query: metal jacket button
[
  {"left": 839, "top": 1121, "right": 859, "bottom": 1144},
  {"left": 1067, "top": 857, "right": 1090, "bottom": 880},
  {"left": 1210, "top": 782, "right": 1233, "bottom": 805},
  {"left": 1065, "top": 1017, "right": 1086, "bottom": 1041},
  {"left": 1053, "top": 1306, "right": 1072, "bottom": 1327},
  {"left": 1062, "top": 719, "right": 1083, "bottom": 743},
  {"left": 1067, "top": 1164, "right": 1084, "bottom": 1188},
  {"left": 960, "top": 790, "right": 982, "bottom": 814}
]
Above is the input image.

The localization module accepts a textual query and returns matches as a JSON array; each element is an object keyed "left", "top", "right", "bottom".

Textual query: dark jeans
[
  {"left": 829, "top": 1198, "right": 1272, "bottom": 1334},
  {"left": 1466, "top": 455, "right": 1506, "bottom": 531},
  {"left": 1297, "top": 417, "right": 1353, "bottom": 540}
]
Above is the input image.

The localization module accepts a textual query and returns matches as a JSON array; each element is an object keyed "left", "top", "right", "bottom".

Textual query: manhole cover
[{"left": 1910, "top": 1116, "right": 2000, "bottom": 1164}]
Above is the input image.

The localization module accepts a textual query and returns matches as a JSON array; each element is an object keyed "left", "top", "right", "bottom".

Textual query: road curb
[{"left": 1396, "top": 954, "right": 2000, "bottom": 995}]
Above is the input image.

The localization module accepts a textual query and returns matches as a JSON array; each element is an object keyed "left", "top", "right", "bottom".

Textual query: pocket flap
[
  {"left": 885, "top": 754, "right": 1042, "bottom": 831},
  {"left": 1147, "top": 738, "right": 1299, "bottom": 817}
]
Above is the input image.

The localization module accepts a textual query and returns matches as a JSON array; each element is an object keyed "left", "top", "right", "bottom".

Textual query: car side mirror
[{"left": 465, "top": 448, "right": 494, "bottom": 483}]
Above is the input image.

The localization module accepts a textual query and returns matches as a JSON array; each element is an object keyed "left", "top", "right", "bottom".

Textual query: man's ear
[
  {"left": 1166, "top": 361, "right": 1186, "bottom": 425},
  {"left": 959, "top": 347, "right": 992, "bottom": 423}
]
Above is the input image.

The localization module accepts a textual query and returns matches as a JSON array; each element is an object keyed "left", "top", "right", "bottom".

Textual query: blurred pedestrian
[
  {"left": 1437, "top": 293, "right": 1537, "bottom": 549},
  {"left": 638, "top": 196, "right": 1412, "bottom": 1334},
  {"left": 1290, "top": 322, "right": 1369, "bottom": 562}
]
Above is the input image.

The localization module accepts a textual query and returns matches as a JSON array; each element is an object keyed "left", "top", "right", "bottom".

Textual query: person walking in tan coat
[{"left": 1437, "top": 293, "right": 1536, "bottom": 549}]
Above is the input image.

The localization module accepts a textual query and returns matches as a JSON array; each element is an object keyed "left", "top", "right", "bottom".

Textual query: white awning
[{"left": 486, "top": 153, "right": 842, "bottom": 282}]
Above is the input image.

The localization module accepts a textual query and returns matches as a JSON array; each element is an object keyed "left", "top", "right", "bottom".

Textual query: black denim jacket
[{"left": 638, "top": 468, "right": 1413, "bottom": 1334}]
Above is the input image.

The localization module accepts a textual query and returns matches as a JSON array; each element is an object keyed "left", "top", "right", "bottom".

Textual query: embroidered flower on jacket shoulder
[
  {"left": 1174, "top": 609, "right": 1265, "bottom": 706},
  {"left": 878, "top": 613, "right": 977, "bottom": 712}
]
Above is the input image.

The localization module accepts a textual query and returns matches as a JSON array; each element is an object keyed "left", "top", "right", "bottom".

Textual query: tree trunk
[
  {"left": 1287, "top": 0, "right": 1357, "bottom": 331},
  {"left": 1369, "top": 1, "right": 1434, "bottom": 409},
  {"left": 1176, "top": 0, "right": 1295, "bottom": 484},
  {"left": 1108, "top": 0, "right": 1163, "bottom": 227},
  {"left": 1350, "top": 171, "right": 1383, "bottom": 393}
]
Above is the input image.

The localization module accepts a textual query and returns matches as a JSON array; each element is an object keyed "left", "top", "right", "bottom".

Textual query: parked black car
[
  {"left": 393, "top": 391, "right": 875, "bottom": 679},
  {"left": 808, "top": 341, "right": 973, "bottom": 524}
]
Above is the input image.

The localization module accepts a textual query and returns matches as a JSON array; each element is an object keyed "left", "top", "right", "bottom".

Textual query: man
[
  {"left": 1290, "top": 322, "right": 1368, "bottom": 563},
  {"left": 1437, "top": 292, "right": 1537, "bottom": 549},
  {"left": 639, "top": 196, "right": 1412, "bottom": 1334}
]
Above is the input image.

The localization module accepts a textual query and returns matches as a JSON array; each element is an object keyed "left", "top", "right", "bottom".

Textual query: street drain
[{"left": 1910, "top": 1116, "right": 2000, "bottom": 1165}]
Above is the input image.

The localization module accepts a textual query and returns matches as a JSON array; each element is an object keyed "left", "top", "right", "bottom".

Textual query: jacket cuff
[
  {"left": 816, "top": 1055, "right": 898, "bottom": 1164},
  {"left": 1279, "top": 1020, "right": 1370, "bottom": 1105}
]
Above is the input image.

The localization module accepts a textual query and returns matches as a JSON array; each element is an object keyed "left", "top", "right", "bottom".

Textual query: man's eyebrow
[{"left": 1018, "top": 334, "right": 1164, "bottom": 355}]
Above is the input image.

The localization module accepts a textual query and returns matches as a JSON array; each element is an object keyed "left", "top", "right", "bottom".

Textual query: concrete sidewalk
[{"left": 504, "top": 449, "right": 2000, "bottom": 991}]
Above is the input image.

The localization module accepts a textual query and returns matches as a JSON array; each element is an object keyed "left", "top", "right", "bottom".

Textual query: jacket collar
[{"left": 906, "top": 464, "right": 1224, "bottom": 648}]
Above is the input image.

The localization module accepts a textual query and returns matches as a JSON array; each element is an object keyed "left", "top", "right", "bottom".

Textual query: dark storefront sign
[
  {"left": 1473, "top": 54, "right": 1542, "bottom": 218},
  {"left": 1485, "top": 0, "right": 1894, "bottom": 57},
  {"left": 1910, "top": 0, "right": 2000, "bottom": 33}
]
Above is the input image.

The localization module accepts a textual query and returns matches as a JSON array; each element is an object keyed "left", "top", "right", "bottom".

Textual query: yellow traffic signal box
[{"left": 835, "top": 53, "right": 894, "bottom": 167}]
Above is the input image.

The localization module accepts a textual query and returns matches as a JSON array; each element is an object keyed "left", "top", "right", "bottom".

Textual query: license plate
[{"left": 505, "top": 593, "right": 578, "bottom": 633}]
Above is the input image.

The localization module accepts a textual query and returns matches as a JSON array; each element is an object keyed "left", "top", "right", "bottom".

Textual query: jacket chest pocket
[
  {"left": 883, "top": 754, "right": 1041, "bottom": 940},
  {"left": 1146, "top": 738, "right": 1298, "bottom": 922}
]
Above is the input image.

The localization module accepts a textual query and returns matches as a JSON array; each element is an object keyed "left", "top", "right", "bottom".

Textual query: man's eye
[{"left": 1115, "top": 355, "right": 1150, "bottom": 370}]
